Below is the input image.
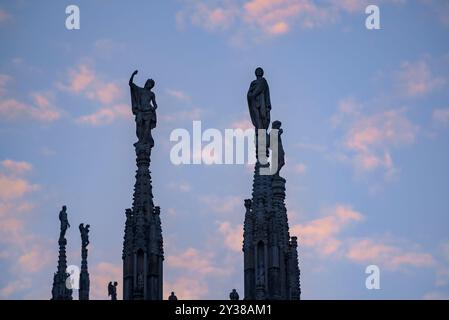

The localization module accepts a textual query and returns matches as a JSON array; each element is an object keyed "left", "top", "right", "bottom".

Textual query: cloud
[
  {"left": 0, "top": 279, "right": 32, "bottom": 299},
  {"left": 199, "top": 195, "right": 242, "bottom": 214},
  {"left": 346, "top": 238, "right": 435, "bottom": 270},
  {"left": 396, "top": 60, "right": 445, "bottom": 97},
  {"left": 167, "top": 248, "right": 230, "bottom": 276},
  {"left": 1, "top": 160, "right": 32, "bottom": 175},
  {"left": 0, "top": 173, "right": 39, "bottom": 200},
  {"left": 76, "top": 104, "right": 131, "bottom": 126},
  {"left": 292, "top": 163, "right": 306, "bottom": 174},
  {"left": 166, "top": 89, "right": 191, "bottom": 102},
  {"left": 334, "top": 102, "right": 418, "bottom": 178},
  {"left": 58, "top": 63, "right": 127, "bottom": 125},
  {"left": 290, "top": 204, "right": 363, "bottom": 255},
  {"left": 217, "top": 221, "right": 243, "bottom": 252},
  {"left": 177, "top": 0, "right": 405, "bottom": 41},
  {"left": 58, "top": 64, "right": 95, "bottom": 93},
  {"left": 433, "top": 108, "right": 449, "bottom": 126},
  {"left": 87, "top": 82, "right": 122, "bottom": 104},
  {"left": 0, "top": 94, "right": 61, "bottom": 123},
  {"left": 17, "top": 243, "right": 52, "bottom": 273}
]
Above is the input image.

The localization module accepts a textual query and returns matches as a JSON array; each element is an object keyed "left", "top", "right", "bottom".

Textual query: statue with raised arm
[
  {"left": 129, "top": 70, "right": 158, "bottom": 148},
  {"left": 79, "top": 223, "right": 90, "bottom": 248},
  {"left": 247, "top": 67, "right": 271, "bottom": 130},
  {"left": 59, "top": 205, "right": 70, "bottom": 240}
]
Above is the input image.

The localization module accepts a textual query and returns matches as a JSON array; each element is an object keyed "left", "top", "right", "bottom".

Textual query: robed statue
[
  {"left": 247, "top": 67, "right": 271, "bottom": 130},
  {"left": 129, "top": 70, "right": 158, "bottom": 147},
  {"left": 108, "top": 281, "right": 118, "bottom": 300},
  {"left": 59, "top": 205, "right": 70, "bottom": 240}
]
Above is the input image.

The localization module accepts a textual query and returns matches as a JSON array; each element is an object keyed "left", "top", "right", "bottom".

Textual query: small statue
[
  {"left": 270, "top": 120, "right": 285, "bottom": 175},
  {"left": 247, "top": 67, "right": 271, "bottom": 130},
  {"left": 108, "top": 281, "right": 118, "bottom": 300},
  {"left": 59, "top": 205, "right": 70, "bottom": 240},
  {"left": 79, "top": 223, "right": 90, "bottom": 247},
  {"left": 168, "top": 291, "right": 178, "bottom": 300},
  {"left": 129, "top": 70, "right": 158, "bottom": 148},
  {"left": 229, "top": 289, "right": 240, "bottom": 300}
]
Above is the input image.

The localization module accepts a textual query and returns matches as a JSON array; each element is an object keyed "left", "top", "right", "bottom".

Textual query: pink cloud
[
  {"left": 346, "top": 239, "right": 436, "bottom": 270},
  {"left": 17, "top": 244, "right": 52, "bottom": 273},
  {"left": 76, "top": 104, "right": 131, "bottom": 126},
  {"left": 0, "top": 95, "right": 61, "bottom": 123},
  {"left": 291, "top": 204, "right": 363, "bottom": 255},
  {"left": 167, "top": 248, "right": 230, "bottom": 276},
  {"left": 0, "top": 173, "right": 39, "bottom": 200},
  {"left": 87, "top": 82, "right": 122, "bottom": 104},
  {"left": 338, "top": 107, "right": 418, "bottom": 176},
  {"left": 397, "top": 60, "right": 445, "bottom": 97},
  {"left": 217, "top": 221, "right": 243, "bottom": 252},
  {"left": 61, "top": 64, "right": 95, "bottom": 93},
  {"left": 1, "top": 160, "right": 32, "bottom": 175}
]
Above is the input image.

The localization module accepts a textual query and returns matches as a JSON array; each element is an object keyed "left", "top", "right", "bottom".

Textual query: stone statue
[
  {"left": 79, "top": 223, "right": 90, "bottom": 247},
  {"left": 58, "top": 205, "right": 70, "bottom": 240},
  {"left": 108, "top": 281, "right": 118, "bottom": 300},
  {"left": 229, "top": 289, "right": 240, "bottom": 300},
  {"left": 129, "top": 70, "right": 158, "bottom": 147},
  {"left": 247, "top": 67, "right": 271, "bottom": 130},
  {"left": 168, "top": 291, "right": 178, "bottom": 300},
  {"left": 270, "top": 120, "right": 285, "bottom": 175}
]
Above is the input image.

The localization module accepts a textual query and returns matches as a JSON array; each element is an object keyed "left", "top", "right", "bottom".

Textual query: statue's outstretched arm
[{"left": 129, "top": 70, "right": 138, "bottom": 86}]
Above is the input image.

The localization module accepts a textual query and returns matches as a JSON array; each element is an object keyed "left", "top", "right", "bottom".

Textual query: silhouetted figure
[
  {"left": 247, "top": 67, "right": 271, "bottom": 130},
  {"left": 79, "top": 223, "right": 90, "bottom": 247},
  {"left": 270, "top": 120, "right": 285, "bottom": 175},
  {"left": 108, "top": 281, "right": 118, "bottom": 300},
  {"left": 129, "top": 70, "right": 158, "bottom": 147},
  {"left": 229, "top": 289, "right": 240, "bottom": 300},
  {"left": 168, "top": 292, "right": 178, "bottom": 300},
  {"left": 59, "top": 205, "right": 70, "bottom": 240}
]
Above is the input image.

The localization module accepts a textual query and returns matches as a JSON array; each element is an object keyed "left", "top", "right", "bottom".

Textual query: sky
[{"left": 0, "top": 0, "right": 449, "bottom": 300}]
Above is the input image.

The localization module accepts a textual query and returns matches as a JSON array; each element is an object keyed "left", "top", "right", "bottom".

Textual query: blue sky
[{"left": 0, "top": 0, "right": 449, "bottom": 300}]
